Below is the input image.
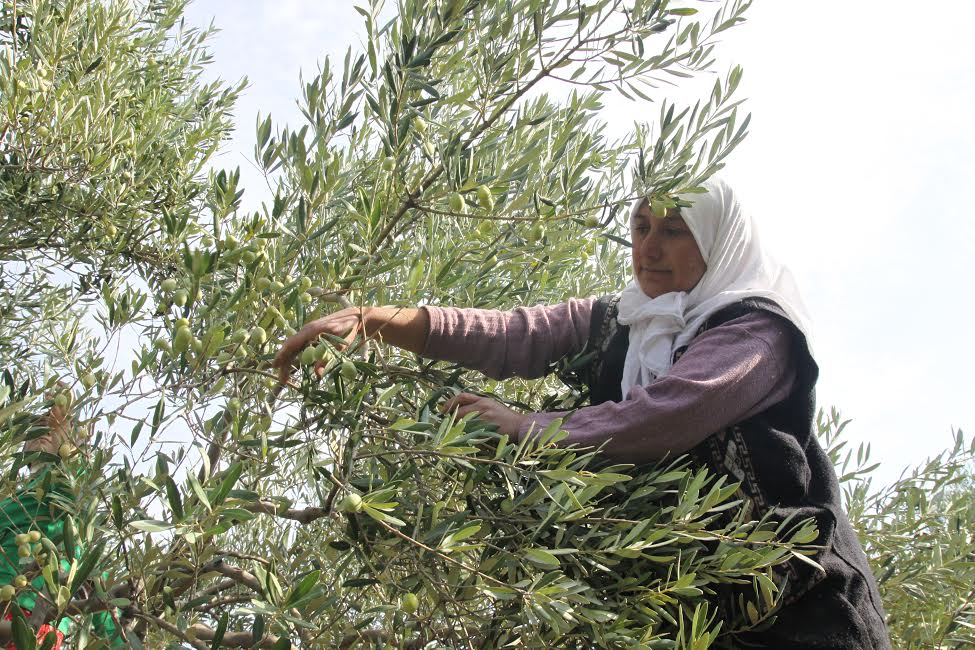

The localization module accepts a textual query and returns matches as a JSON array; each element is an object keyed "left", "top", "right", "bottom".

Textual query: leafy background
[{"left": 1, "top": 0, "right": 973, "bottom": 648}]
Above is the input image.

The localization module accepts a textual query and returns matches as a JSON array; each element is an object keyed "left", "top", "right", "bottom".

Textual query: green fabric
[{"left": 0, "top": 466, "right": 124, "bottom": 646}]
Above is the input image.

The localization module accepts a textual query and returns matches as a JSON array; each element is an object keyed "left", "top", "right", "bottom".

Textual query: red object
[{"left": 3, "top": 608, "right": 64, "bottom": 650}]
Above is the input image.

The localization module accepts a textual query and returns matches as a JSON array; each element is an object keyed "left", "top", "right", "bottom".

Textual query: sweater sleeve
[
  {"left": 518, "top": 311, "right": 799, "bottom": 463},
  {"left": 420, "top": 297, "right": 595, "bottom": 379}
]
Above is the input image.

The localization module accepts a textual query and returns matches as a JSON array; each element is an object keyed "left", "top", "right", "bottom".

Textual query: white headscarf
[{"left": 616, "top": 177, "right": 813, "bottom": 397}]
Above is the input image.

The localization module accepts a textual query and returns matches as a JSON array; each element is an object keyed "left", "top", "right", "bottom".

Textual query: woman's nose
[{"left": 638, "top": 230, "right": 662, "bottom": 258}]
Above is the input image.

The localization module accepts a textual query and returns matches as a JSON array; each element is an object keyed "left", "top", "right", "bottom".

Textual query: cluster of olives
[
  {"left": 447, "top": 184, "right": 495, "bottom": 216},
  {"left": 159, "top": 277, "right": 200, "bottom": 309},
  {"left": 1, "top": 530, "right": 49, "bottom": 600},
  {"left": 298, "top": 340, "right": 357, "bottom": 381},
  {"left": 216, "top": 234, "right": 268, "bottom": 267}
]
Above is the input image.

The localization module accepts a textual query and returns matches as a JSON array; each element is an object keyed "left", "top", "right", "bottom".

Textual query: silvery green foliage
[
  {"left": 820, "top": 410, "right": 975, "bottom": 649},
  {"left": 0, "top": 1, "right": 863, "bottom": 648}
]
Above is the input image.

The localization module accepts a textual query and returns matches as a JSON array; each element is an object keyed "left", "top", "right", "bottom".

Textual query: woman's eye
[{"left": 635, "top": 226, "right": 650, "bottom": 234}]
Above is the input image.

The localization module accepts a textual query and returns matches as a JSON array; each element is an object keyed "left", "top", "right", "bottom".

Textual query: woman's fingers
[
  {"left": 442, "top": 393, "right": 527, "bottom": 436},
  {"left": 454, "top": 402, "right": 487, "bottom": 418},
  {"left": 273, "top": 310, "right": 362, "bottom": 383},
  {"left": 442, "top": 392, "right": 483, "bottom": 413},
  {"left": 274, "top": 321, "right": 324, "bottom": 369}
]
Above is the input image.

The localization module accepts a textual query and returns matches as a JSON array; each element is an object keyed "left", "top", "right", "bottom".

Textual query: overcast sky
[{"left": 182, "top": 1, "right": 974, "bottom": 487}]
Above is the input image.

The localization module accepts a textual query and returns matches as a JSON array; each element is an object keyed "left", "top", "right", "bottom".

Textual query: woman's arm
[
  {"left": 421, "top": 298, "right": 595, "bottom": 379},
  {"left": 275, "top": 299, "right": 595, "bottom": 382},
  {"left": 274, "top": 306, "right": 429, "bottom": 381},
  {"left": 449, "top": 311, "right": 798, "bottom": 461}
]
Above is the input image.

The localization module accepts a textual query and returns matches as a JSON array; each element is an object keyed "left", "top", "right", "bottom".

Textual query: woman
[{"left": 275, "top": 178, "right": 891, "bottom": 648}]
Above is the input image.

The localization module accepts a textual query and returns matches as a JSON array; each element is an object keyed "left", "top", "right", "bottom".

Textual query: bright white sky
[{"left": 182, "top": 1, "right": 975, "bottom": 487}]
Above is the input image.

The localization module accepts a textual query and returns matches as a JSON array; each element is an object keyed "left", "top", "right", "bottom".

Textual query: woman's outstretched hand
[
  {"left": 273, "top": 307, "right": 367, "bottom": 383},
  {"left": 442, "top": 392, "right": 528, "bottom": 437},
  {"left": 274, "top": 306, "right": 429, "bottom": 385}
]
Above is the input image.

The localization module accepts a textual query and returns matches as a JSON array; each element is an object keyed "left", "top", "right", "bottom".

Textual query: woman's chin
[{"left": 636, "top": 279, "right": 668, "bottom": 299}]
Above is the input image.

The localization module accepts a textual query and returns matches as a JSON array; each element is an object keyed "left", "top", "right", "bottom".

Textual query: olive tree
[
  {"left": 819, "top": 410, "right": 975, "bottom": 649},
  {"left": 0, "top": 0, "right": 854, "bottom": 648}
]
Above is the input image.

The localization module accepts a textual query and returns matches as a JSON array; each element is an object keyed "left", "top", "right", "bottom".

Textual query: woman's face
[{"left": 630, "top": 201, "right": 707, "bottom": 298}]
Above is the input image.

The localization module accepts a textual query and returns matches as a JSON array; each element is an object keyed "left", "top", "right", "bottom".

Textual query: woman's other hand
[
  {"left": 442, "top": 392, "right": 527, "bottom": 437},
  {"left": 273, "top": 307, "right": 369, "bottom": 383},
  {"left": 24, "top": 384, "right": 73, "bottom": 458}
]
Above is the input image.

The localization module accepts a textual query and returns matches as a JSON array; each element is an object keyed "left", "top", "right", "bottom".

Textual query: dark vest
[{"left": 558, "top": 295, "right": 891, "bottom": 649}]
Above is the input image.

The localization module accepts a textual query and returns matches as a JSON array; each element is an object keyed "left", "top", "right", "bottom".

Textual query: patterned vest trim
[{"left": 556, "top": 295, "right": 891, "bottom": 650}]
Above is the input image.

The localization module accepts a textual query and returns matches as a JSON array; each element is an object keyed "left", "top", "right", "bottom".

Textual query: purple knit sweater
[{"left": 421, "top": 298, "right": 797, "bottom": 463}]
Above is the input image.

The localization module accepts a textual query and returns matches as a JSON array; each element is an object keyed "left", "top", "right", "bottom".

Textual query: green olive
[
  {"left": 249, "top": 326, "right": 268, "bottom": 346},
  {"left": 527, "top": 224, "right": 545, "bottom": 243},
  {"left": 449, "top": 192, "right": 466, "bottom": 213},
  {"left": 300, "top": 346, "right": 318, "bottom": 366},
  {"left": 173, "top": 326, "right": 193, "bottom": 354},
  {"left": 401, "top": 592, "right": 420, "bottom": 614},
  {"left": 338, "top": 493, "right": 363, "bottom": 513},
  {"left": 476, "top": 185, "right": 494, "bottom": 211},
  {"left": 316, "top": 343, "right": 333, "bottom": 362}
]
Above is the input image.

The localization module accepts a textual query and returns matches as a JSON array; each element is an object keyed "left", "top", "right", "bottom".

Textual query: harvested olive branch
[{"left": 320, "top": 470, "right": 524, "bottom": 594}]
